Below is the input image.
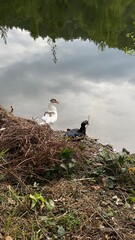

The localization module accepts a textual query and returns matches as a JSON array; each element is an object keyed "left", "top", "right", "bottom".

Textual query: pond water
[{"left": 0, "top": 1, "right": 135, "bottom": 152}]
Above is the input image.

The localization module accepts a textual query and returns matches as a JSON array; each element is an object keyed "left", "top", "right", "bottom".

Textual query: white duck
[{"left": 41, "top": 98, "right": 59, "bottom": 125}]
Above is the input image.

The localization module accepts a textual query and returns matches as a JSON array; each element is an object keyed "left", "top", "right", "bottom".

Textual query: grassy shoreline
[{"left": 0, "top": 106, "right": 135, "bottom": 239}]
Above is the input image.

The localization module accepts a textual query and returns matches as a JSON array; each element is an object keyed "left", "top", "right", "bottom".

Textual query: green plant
[
  {"left": 39, "top": 216, "right": 56, "bottom": 227},
  {"left": 78, "top": 143, "right": 86, "bottom": 151},
  {"left": 31, "top": 230, "right": 42, "bottom": 240},
  {"left": 59, "top": 148, "right": 73, "bottom": 160},
  {"left": 45, "top": 199, "right": 55, "bottom": 211},
  {"left": 99, "top": 150, "right": 128, "bottom": 173},
  {"left": 124, "top": 32, "right": 135, "bottom": 55},
  {"left": 29, "top": 193, "right": 45, "bottom": 208},
  {"left": 58, "top": 212, "right": 80, "bottom": 232},
  {"left": 0, "top": 149, "right": 8, "bottom": 161},
  {"left": 128, "top": 190, "right": 135, "bottom": 203},
  {"left": 128, "top": 196, "right": 135, "bottom": 203},
  {"left": 8, "top": 185, "right": 21, "bottom": 202},
  {"left": 57, "top": 225, "right": 66, "bottom": 237},
  {"left": 29, "top": 192, "right": 55, "bottom": 210},
  {"left": 60, "top": 158, "right": 76, "bottom": 176}
]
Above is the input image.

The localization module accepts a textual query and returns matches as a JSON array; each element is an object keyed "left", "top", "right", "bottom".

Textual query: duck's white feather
[{"left": 41, "top": 102, "right": 58, "bottom": 125}]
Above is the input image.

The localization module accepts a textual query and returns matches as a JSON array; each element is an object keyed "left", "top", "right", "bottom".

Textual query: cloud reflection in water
[{"left": 0, "top": 28, "right": 135, "bottom": 152}]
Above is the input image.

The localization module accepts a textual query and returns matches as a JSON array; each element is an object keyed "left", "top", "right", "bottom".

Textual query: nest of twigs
[{"left": 0, "top": 106, "right": 86, "bottom": 183}]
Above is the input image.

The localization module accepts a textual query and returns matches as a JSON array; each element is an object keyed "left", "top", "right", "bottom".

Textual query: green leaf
[
  {"left": 39, "top": 216, "right": 56, "bottom": 225},
  {"left": 131, "top": 190, "right": 135, "bottom": 195},
  {"left": 29, "top": 193, "right": 45, "bottom": 208},
  {"left": 45, "top": 199, "right": 55, "bottom": 211},
  {"left": 71, "top": 158, "right": 77, "bottom": 163},
  {"left": 118, "top": 155, "right": 125, "bottom": 165},
  {"left": 129, "top": 196, "right": 135, "bottom": 203},
  {"left": 39, "top": 216, "right": 50, "bottom": 221},
  {"left": 107, "top": 178, "right": 116, "bottom": 189},
  {"left": 57, "top": 225, "right": 66, "bottom": 236},
  {"left": 60, "top": 163, "right": 67, "bottom": 171},
  {"left": 29, "top": 194, "right": 36, "bottom": 201},
  {"left": 68, "top": 162, "right": 75, "bottom": 168},
  {"left": 60, "top": 148, "right": 73, "bottom": 160},
  {"left": 0, "top": 149, "right": 9, "bottom": 160}
]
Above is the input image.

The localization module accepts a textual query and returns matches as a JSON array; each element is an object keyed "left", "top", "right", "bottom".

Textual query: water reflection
[
  {"left": 0, "top": 0, "right": 135, "bottom": 52},
  {"left": 0, "top": 28, "right": 135, "bottom": 152}
]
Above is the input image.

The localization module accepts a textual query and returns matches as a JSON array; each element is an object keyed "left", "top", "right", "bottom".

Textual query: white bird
[{"left": 41, "top": 98, "right": 59, "bottom": 125}]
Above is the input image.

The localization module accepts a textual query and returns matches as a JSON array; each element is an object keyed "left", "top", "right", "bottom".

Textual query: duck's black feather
[{"left": 65, "top": 120, "right": 89, "bottom": 138}]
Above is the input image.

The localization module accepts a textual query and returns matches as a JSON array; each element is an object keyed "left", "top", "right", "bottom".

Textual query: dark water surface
[{"left": 0, "top": 1, "right": 135, "bottom": 152}]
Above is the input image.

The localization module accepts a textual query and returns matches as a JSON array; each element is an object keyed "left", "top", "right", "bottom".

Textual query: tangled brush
[{"left": 0, "top": 106, "right": 84, "bottom": 183}]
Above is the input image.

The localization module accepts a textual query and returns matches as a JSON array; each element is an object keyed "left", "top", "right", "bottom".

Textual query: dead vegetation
[
  {"left": 0, "top": 106, "right": 135, "bottom": 240},
  {"left": 0, "top": 106, "right": 87, "bottom": 182}
]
